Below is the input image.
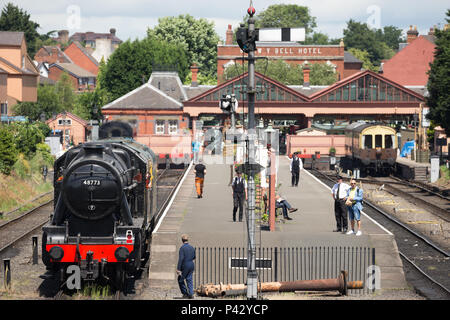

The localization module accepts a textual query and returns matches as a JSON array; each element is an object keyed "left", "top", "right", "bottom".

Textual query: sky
[{"left": 4, "top": 0, "right": 449, "bottom": 42}]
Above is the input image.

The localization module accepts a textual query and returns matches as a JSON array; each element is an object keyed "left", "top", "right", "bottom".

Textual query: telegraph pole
[{"left": 246, "top": 4, "right": 258, "bottom": 300}]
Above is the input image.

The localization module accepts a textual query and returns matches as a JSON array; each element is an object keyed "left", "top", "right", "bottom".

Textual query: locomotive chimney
[{"left": 83, "top": 144, "right": 105, "bottom": 158}]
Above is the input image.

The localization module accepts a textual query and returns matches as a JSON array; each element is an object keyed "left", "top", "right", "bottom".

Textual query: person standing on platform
[
  {"left": 176, "top": 234, "right": 196, "bottom": 299},
  {"left": 231, "top": 169, "right": 247, "bottom": 222},
  {"left": 192, "top": 139, "right": 201, "bottom": 164},
  {"left": 345, "top": 179, "right": 364, "bottom": 236},
  {"left": 290, "top": 152, "right": 303, "bottom": 187},
  {"left": 194, "top": 159, "right": 206, "bottom": 198},
  {"left": 331, "top": 176, "right": 351, "bottom": 233}
]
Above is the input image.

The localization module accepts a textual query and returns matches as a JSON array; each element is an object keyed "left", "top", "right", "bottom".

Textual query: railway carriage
[
  {"left": 344, "top": 122, "right": 397, "bottom": 176},
  {"left": 42, "top": 123, "right": 158, "bottom": 290}
]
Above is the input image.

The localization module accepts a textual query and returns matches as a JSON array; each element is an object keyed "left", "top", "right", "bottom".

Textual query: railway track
[
  {"left": 310, "top": 169, "right": 450, "bottom": 300},
  {"left": 0, "top": 200, "right": 53, "bottom": 257}
]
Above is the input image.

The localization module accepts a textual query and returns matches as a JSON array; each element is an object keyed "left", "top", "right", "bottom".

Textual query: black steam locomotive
[{"left": 42, "top": 126, "right": 157, "bottom": 290}]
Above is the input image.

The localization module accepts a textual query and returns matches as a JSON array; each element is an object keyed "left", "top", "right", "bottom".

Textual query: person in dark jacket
[
  {"left": 231, "top": 169, "right": 247, "bottom": 222},
  {"left": 290, "top": 153, "right": 303, "bottom": 187},
  {"left": 176, "top": 234, "right": 196, "bottom": 299}
]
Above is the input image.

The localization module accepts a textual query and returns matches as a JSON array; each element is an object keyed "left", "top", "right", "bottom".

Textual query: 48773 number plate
[{"left": 83, "top": 179, "right": 101, "bottom": 186}]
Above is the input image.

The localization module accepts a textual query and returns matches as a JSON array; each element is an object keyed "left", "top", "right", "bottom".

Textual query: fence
[{"left": 194, "top": 246, "right": 375, "bottom": 295}]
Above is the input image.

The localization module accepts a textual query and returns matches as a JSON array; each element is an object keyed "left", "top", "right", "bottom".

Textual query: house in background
[
  {"left": 48, "top": 62, "right": 96, "bottom": 91},
  {"left": 381, "top": 26, "right": 437, "bottom": 86},
  {"left": 46, "top": 111, "right": 90, "bottom": 148},
  {"left": 0, "top": 31, "right": 39, "bottom": 118},
  {"left": 63, "top": 41, "right": 99, "bottom": 76}
]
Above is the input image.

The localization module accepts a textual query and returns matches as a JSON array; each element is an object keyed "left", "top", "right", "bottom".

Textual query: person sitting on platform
[{"left": 275, "top": 194, "right": 297, "bottom": 220}]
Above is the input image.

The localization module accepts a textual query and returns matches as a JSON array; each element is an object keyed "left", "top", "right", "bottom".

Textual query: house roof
[
  {"left": 148, "top": 71, "right": 188, "bottom": 102},
  {"left": 308, "top": 69, "right": 425, "bottom": 102},
  {"left": 41, "top": 46, "right": 73, "bottom": 63},
  {"left": 187, "top": 71, "right": 311, "bottom": 103},
  {"left": 71, "top": 41, "right": 99, "bottom": 66},
  {"left": 70, "top": 32, "right": 122, "bottom": 44},
  {"left": 46, "top": 111, "right": 89, "bottom": 126},
  {"left": 344, "top": 51, "right": 363, "bottom": 64},
  {"left": 102, "top": 82, "right": 184, "bottom": 111},
  {"left": 0, "top": 56, "right": 39, "bottom": 76},
  {"left": 0, "top": 31, "right": 24, "bottom": 46},
  {"left": 49, "top": 63, "right": 96, "bottom": 78}
]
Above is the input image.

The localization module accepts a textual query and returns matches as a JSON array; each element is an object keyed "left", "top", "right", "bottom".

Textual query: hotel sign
[{"left": 256, "top": 47, "right": 323, "bottom": 55}]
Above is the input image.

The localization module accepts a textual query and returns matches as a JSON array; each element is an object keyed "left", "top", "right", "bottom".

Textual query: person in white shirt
[
  {"left": 331, "top": 176, "right": 351, "bottom": 233},
  {"left": 231, "top": 170, "right": 247, "bottom": 222}
]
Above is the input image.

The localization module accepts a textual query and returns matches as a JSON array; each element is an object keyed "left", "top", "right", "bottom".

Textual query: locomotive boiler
[{"left": 42, "top": 136, "right": 157, "bottom": 290}]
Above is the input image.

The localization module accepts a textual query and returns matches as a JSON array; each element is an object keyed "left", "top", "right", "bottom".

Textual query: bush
[
  {"left": 13, "top": 153, "right": 31, "bottom": 179},
  {"left": 0, "top": 125, "right": 18, "bottom": 175}
]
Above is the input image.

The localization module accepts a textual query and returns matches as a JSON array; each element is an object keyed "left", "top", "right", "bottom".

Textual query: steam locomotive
[{"left": 42, "top": 123, "right": 157, "bottom": 290}]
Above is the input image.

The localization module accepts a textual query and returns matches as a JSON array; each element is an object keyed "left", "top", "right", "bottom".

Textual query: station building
[{"left": 217, "top": 24, "right": 363, "bottom": 83}]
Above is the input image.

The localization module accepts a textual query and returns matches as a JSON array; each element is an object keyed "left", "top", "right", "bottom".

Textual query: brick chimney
[
  {"left": 51, "top": 47, "right": 59, "bottom": 63},
  {"left": 303, "top": 63, "right": 311, "bottom": 88},
  {"left": 58, "top": 30, "right": 69, "bottom": 44},
  {"left": 191, "top": 64, "right": 199, "bottom": 87},
  {"left": 110, "top": 28, "right": 116, "bottom": 36},
  {"left": 226, "top": 24, "right": 233, "bottom": 45},
  {"left": 407, "top": 25, "right": 419, "bottom": 44}
]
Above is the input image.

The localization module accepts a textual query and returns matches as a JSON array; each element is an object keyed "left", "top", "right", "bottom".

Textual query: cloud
[{"left": 4, "top": 0, "right": 448, "bottom": 42}]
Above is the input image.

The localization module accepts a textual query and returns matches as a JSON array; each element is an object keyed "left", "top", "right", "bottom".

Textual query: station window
[
  {"left": 375, "top": 135, "right": 383, "bottom": 148},
  {"left": 155, "top": 120, "right": 165, "bottom": 134},
  {"left": 58, "top": 119, "right": 72, "bottom": 126},
  {"left": 0, "top": 103, "right": 7, "bottom": 115},
  {"left": 385, "top": 135, "right": 394, "bottom": 149},
  {"left": 168, "top": 120, "right": 178, "bottom": 135},
  {"left": 363, "top": 135, "right": 372, "bottom": 149}
]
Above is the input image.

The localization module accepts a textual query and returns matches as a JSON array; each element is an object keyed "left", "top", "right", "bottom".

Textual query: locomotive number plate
[{"left": 83, "top": 179, "right": 101, "bottom": 186}]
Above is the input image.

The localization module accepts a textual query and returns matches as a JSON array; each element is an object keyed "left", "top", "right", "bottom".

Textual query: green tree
[
  {"left": 55, "top": 72, "right": 77, "bottom": 112},
  {"left": 305, "top": 32, "right": 340, "bottom": 45},
  {"left": 310, "top": 63, "right": 338, "bottom": 85},
  {"left": 8, "top": 122, "right": 45, "bottom": 156},
  {"left": 0, "top": 3, "right": 40, "bottom": 57},
  {"left": 101, "top": 37, "right": 189, "bottom": 101},
  {"left": 252, "top": 4, "right": 317, "bottom": 36},
  {"left": 148, "top": 14, "right": 220, "bottom": 78},
  {"left": 427, "top": 11, "right": 450, "bottom": 135},
  {"left": 0, "top": 124, "right": 18, "bottom": 175},
  {"left": 343, "top": 20, "right": 385, "bottom": 65},
  {"left": 223, "top": 60, "right": 336, "bottom": 86},
  {"left": 13, "top": 73, "right": 77, "bottom": 121},
  {"left": 348, "top": 48, "right": 377, "bottom": 71},
  {"left": 378, "top": 26, "right": 405, "bottom": 50}
]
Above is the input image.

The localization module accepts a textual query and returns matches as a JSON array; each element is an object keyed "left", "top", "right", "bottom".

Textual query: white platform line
[
  {"left": 153, "top": 161, "right": 193, "bottom": 234},
  {"left": 285, "top": 156, "right": 393, "bottom": 235}
]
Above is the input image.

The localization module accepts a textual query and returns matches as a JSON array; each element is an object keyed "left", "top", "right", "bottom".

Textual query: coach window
[
  {"left": 155, "top": 120, "right": 165, "bottom": 134},
  {"left": 363, "top": 135, "right": 372, "bottom": 149},
  {"left": 385, "top": 135, "right": 394, "bottom": 148},
  {"left": 375, "top": 134, "right": 383, "bottom": 148},
  {"left": 168, "top": 120, "right": 178, "bottom": 135}
]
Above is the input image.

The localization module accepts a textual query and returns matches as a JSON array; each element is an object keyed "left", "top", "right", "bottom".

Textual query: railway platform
[{"left": 143, "top": 156, "right": 417, "bottom": 299}]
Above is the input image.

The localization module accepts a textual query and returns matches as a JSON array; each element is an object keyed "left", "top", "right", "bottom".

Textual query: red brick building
[
  {"left": 48, "top": 63, "right": 96, "bottom": 91},
  {"left": 63, "top": 41, "right": 99, "bottom": 76},
  {"left": 381, "top": 26, "right": 436, "bottom": 86},
  {"left": 46, "top": 111, "right": 90, "bottom": 148},
  {"left": 34, "top": 46, "right": 72, "bottom": 65},
  {"left": 217, "top": 25, "right": 362, "bottom": 84}
]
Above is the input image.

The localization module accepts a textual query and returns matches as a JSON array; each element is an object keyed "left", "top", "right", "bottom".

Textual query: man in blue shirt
[{"left": 177, "top": 234, "right": 196, "bottom": 299}]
